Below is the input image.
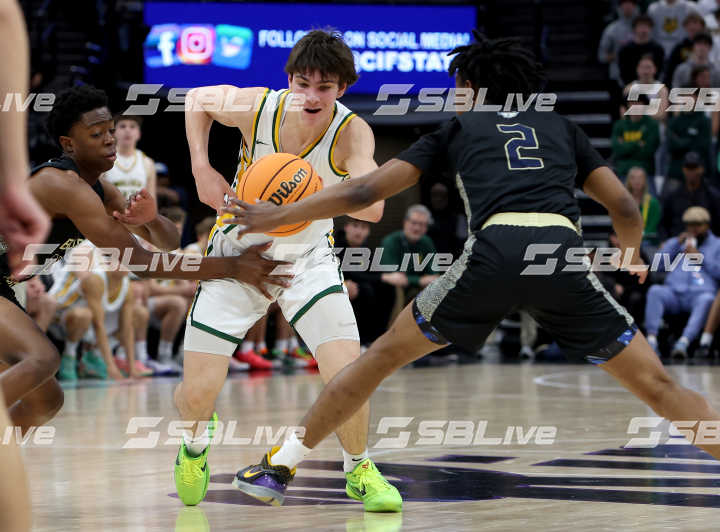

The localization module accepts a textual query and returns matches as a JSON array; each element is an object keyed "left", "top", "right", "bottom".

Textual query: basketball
[{"left": 238, "top": 152, "right": 323, "bottom": 236}]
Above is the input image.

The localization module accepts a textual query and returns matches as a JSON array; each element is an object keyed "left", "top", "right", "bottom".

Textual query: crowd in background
[{"left": 18, "top": 0, "right": 720, "bottom": 384}]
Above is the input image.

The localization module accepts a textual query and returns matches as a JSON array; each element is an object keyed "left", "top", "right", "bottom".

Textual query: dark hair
[
  {"left": 637, "top": 53, "right": 658, "bottom": 69},
  {"left": 114, "top": 114, "right": 143, "bottom": 127},
  {"left": 285, "top": 29, "right": 358, "bottom": 87},
  {"left": 632, "top": 14, "right": 654, "bottom": 29},
  {"left": 47, "top": 85, "right": 109, "bottom": 142},
  {"left": 448, "top": 30, "right": 545, "bottom": 105},
  {"left": 683, "top": 12, "right": 706, "bottom": 27},
  {"left": 195, "top": 216, "right": 216, "bottom": 236},
  {"left": 693, "top": 32, "right": 714, "bottom": 47}
]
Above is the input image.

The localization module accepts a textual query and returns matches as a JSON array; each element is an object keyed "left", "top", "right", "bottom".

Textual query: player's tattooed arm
[
  {"left": 226, "top": 158, "right": 421, "bottom": 237},
  {"left": 100, "top": 177, "right": 180, "bottom": 251},
  {"left": 335, "top": 117, "right": 384, "bottom": 223}
]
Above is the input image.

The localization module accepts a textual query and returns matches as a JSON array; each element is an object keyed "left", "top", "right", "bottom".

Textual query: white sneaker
[
  {"left": 228, "top": 357, "right": 250, "bottom": 372},
  {"left": 519, "top": 346, "right": 535, "bottom": 360},
  {"left": 157, "top": 357, "right": 182, "bottom": 375},
  {"left": 145, "top": 359, "right": 176, "bottom": 375}
]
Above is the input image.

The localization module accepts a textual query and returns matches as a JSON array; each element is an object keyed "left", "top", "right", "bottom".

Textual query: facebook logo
[{"left": 144, "top": 24, "right": 181, "bottom": 67}]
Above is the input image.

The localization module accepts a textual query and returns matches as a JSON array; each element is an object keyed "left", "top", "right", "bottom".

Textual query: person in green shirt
[
  {"left": 667, "top": 97, "right": 712, "bottom": 181},
  {"left": 625, "top": 166, "right": 662, "bottom": 246},
  {"left": 611, "top": 106, "right": 661, "bottom": 178},
  {"left": 380, "top": 204, "right": 440, "bottom": 306}
]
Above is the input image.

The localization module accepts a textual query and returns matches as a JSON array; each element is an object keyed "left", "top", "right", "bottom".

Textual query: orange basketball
[{"left": 238, "top": 153, "right": 323, "bottom": 236}]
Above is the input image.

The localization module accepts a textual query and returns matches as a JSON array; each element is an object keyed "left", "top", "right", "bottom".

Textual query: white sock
[
  {"left": 241, "top": 341, "right": 254, "bottom": 354},
  {"left": 289, "top": 336, "right": 299, "bottom": 351},
  {"left": 701, "top": 332, "right": 713, "bottom": 346},
  {"left": 183, "top": 424, "right": 211, "bottom": 457},
  {"left": 135, "top": 341, "right": 148, "bottom": 363},
  {"left": 115, "top": 346, "right": 127, "bottom": 361},
  {"left": 158, "top": 340, "right": 174, "bottom": 361},
  {"left": 343, "top": 449, "right": 369, "bottom": 473},
  {"left": 257, "top": 341, "right": 267, "bottom": 352},
  {"left": 647, "top": 334, "right": 657, "bottom": 344},
  {"left": 270, "top": 432, "right": 311, "bottom": 470},
  {"left": 64, "top": 340, "right": 79, "bottom": 358},
  {"left": 276, "top": 338, "right": 289, "bottom": 352},
  {"left": 679, "top": 336, "right": 690, "bottom": 345}
]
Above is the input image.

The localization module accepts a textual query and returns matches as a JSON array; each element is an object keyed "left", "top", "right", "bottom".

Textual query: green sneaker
[
  {"left": 78, "top": 350, "right": 107, "bottom": 379},
  {"left": 345, "top": 459, "right": 402, "bottom": 512},
  {"left": 174, "top": 412, "right": 218, "bottom": 506},
  {"left": 58, "top": 355, "right": 77, "bottom": 381}
]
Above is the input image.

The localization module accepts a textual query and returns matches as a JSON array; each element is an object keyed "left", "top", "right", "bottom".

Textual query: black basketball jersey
[
  {"left": 0, "top": 155, "right": 105, "bottom": 286},
  {"left": 396, "top": 110, "right": 606, "bottom": 234}
]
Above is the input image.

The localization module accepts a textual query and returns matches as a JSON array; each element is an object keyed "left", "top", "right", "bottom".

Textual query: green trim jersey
[{"left": 210, "top": 89, "right": 357, "bottom": 261}]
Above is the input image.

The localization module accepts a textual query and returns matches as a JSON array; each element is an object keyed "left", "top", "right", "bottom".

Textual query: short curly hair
[{"left": 47, "top": 85, "right": 109, "bottom": 144}]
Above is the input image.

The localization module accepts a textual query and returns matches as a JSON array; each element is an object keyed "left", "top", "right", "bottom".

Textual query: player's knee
[
  {"left": 646, "top": 284, "right": 663, "bottom": 300},
  {"left": 169, "top": 296, "right": 186, "bottom": 314},
  {"left": 134, "top": 304, "right": 150, "bottom": 325}
]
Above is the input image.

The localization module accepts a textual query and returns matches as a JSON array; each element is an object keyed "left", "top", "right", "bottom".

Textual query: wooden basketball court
[{"left": 26, "top": 361, "right": 720, "bottom": 531}]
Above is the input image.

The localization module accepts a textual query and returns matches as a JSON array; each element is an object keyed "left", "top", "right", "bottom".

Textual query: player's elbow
[
  {"left": 610, "top": 192, "right": 643, "bottom": 226},
  {"left": 365, "top": 201, "right": 384, "bottom": 223}
]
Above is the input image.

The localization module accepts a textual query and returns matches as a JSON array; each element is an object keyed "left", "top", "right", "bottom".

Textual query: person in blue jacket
[{"left": 645, "top": 206, "right": 720, "bottom": 357}]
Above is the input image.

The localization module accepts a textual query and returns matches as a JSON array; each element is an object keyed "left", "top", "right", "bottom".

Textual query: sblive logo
[
  {"left": 373, "top": 417, "right": 557, "bottom": 448},
  {"left": 123, "top": 417, "right": 305, "bottom": 449},
  {"left": 0, "top": 426, "right": 55, "bottom": 447},
  {"left": 625, "top": 417, "right": 720, "bottom": 447},
  {"left": 625, "top": 84, "right": 720, "bottom": 115}
]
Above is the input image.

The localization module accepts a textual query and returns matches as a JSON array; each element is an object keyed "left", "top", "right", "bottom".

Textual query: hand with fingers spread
[
  {"left": 230, "top": 242, "right": 293, "bottom": 298},
  {"left": 112, "top": 189, "right": 157, "bottom": 226},
  {"left": 194, "top": 164, "right": 235, "bottom": 214},
  {"left": 221, "top": 198, "right": 286, "bottom": 238}
]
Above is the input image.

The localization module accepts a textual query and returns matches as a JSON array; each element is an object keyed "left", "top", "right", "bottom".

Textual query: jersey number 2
[{"left": 496, "top": 124, "right": 544, "bottom": 170}]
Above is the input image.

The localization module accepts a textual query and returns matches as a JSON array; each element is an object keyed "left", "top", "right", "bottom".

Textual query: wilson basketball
[{"left": 238, "top": 153, "right": 323, "bottom": 236}]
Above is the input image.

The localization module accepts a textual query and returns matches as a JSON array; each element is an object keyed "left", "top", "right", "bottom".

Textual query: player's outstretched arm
[
  {"left": 225, "top": 158, "right": 421, "bottom": 237},
  {"left": 185, "top": 85, "right": 267, "bottom": 212},
  {"left": 335, "top": 117, "right": 384, "bottom": 222},
  {"left": 100, "top": 178, "right": 179, "bottom": 251},
  {"left": 31, "top": 170, "right": 291, "bottom": 291},
  {"left": 583, "top": 165, "right": 647, "bottom": 282}
]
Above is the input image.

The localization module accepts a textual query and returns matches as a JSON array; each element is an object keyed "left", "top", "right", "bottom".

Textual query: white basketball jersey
[
  {"left": 103, "top": 149, "right": 150, "bottom": 200},
  {"left": 210, "top": 89, "right": 357, "bottom": 261}
]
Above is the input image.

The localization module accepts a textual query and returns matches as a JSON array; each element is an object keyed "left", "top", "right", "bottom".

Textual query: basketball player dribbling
[
  {"left": 226, "top": 32, "right": 720, "bottom": 504},
  {"left": 175, "top": 30, "right": 402, "bottom": 511}
]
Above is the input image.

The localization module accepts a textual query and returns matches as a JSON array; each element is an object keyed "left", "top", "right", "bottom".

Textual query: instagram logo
[{"left": 178, "top": 25, "right": 215, "bottom": 64}]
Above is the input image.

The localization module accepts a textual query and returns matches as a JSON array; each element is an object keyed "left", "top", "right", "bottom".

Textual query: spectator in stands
[
  {"left": 619, "top": 15, "right": 666, "bottom": 87},
  {"left": 645, "top": 206, "right": 720, "bottom": 357},
  {"left": 698, "top": 0, "right": 720, "bottom": 16},
  {"left": 648, "top": 0, "right": 701, "bottom": 56},
  {"left": 665, "top": 12, "right": 707, "bottom": 86},
  {"left": 704, "top": 1, "right": 720, "bottom": 62},
  {"left": 611, "top": 96, "right": 661, "bottom": 178},
  {"left": 661, "top": 152, "right": 720, "bottom": 238},
  {"left": 599, "top": 0, "right": 640, "bottom": 89},
  {"left": 666, "top": 95, "right": 712, "bottom": 181},
  {"left": 335, "top": 219, "right": 387, "bottom": 346},
  {"left": 671, "top": 33, "right": 720, "bottom": 88},
  {"left": 184, "top": 216, "right": 215, "bottom": 256},
  {"left": 695, "top": 289, "right": 720, "bottom": 357},
  {"left": 626, "top": 166, "right": 662, "bottom": 246},
  {"left": 154, "top": 162, "right": 182, "bottom": 209},
  {"left": 380, "top": 204, "right": 440, "bottom": 308},
  {"left": 426, "top": 182, "right": 466, "bottom": 259},
  {"left": 624, "top": 54, "right": 669, "bottom": 122}
]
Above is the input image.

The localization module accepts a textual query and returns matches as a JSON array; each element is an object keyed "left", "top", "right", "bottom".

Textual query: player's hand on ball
[
  {"left": 113, "top": 189, "right": 157, "bottom": 226},
  {"left": 234, "top": 242, "right": 293, "bottom": 298},
  {"left": 193, "top": 164, "right": 235, "bottom": 214},
  {"left": 222, "top": 198, "right": 284, "bottom": 238}
]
